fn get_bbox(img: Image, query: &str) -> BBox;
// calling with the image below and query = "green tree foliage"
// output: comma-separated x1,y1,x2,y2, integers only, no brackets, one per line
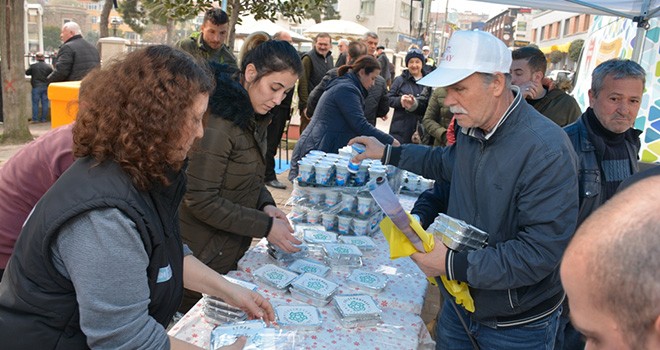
309,0,340,23
549,50,564,64
568,39,584,63
119,0,207,44
224,0,326,49
85,31,101,46
43,26,62,51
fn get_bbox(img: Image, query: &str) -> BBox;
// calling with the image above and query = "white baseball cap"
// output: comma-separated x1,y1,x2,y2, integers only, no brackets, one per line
418,31,512,88
422,45,430,51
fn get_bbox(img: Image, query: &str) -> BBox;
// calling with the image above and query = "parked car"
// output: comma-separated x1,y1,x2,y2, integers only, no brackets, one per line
547,69,574,81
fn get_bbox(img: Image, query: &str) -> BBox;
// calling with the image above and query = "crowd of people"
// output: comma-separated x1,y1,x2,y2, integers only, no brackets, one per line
1,6,658,350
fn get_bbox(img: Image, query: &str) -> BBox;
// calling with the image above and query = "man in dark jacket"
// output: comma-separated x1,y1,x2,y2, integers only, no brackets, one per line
48,22,99,83
25,53,53,123
335,38,349,67
307,41,389,126
297,32,333,134
352,31,578,349
175,8,237,69
511,46,581,126
558,58,646,350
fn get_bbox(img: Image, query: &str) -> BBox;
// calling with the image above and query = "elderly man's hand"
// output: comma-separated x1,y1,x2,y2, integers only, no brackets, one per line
348,136,387,163
410,236,448,277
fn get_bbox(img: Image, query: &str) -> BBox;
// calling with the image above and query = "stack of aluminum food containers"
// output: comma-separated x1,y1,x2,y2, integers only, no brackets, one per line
345,269,388,294
289,272,339,306
429,213,488,252
322,243,363,269
202,276,258,324
332,294,383,328
274,305,323,331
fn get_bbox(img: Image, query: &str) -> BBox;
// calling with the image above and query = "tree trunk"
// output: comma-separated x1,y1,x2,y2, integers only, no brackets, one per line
1,0,32,144
166,19,175,45
99,0,113,38
227,0,242,51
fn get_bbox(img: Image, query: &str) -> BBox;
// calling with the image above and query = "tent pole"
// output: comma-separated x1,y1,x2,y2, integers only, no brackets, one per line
631,0,651,63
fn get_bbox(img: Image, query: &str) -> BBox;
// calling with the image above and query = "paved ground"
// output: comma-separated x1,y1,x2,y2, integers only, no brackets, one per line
0,119,441,337
0,122,52,168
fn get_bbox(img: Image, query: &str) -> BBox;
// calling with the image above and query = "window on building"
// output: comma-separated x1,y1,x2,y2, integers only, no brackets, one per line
582,14,591,31
27,13,38,24
361,0,375,16
531,28,537,42
91,16,98,24
554,21,561,38
401,2,411,19
540,26,546,40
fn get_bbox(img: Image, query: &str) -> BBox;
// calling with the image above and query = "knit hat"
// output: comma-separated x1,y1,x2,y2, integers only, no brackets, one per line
405,49,425,66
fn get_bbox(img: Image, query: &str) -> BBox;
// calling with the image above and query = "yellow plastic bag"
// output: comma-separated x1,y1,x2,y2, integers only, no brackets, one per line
380,212,475,312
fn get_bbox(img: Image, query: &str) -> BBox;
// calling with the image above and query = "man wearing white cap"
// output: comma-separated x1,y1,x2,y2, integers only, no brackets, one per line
350,31,579,349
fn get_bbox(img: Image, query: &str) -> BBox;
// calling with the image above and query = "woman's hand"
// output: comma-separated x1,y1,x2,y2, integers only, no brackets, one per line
267,218,301,253
263,205,288,222
401,94,415,109
217,281,276,325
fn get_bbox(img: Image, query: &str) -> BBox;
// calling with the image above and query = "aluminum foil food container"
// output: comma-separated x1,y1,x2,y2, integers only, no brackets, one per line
203,304,248,324
432,213,489,245
288,258,331,277
222,276,258,291
322,243,363,259
203,294,247,316
289,287,333,307
209,320,276,349
267,243,309,263
290,272,339,300
442,228,486,250
252,264,299,290
323,255,363,269
303,229,338,244
338,236,377,251
332,294,383,328
345,270,388,293
275,305,323,330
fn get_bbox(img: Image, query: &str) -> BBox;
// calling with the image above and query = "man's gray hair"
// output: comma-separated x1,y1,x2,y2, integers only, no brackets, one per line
478,72,512,89
338,38,349,46
363,31,378,40
591,59,646,97
62,21,82,35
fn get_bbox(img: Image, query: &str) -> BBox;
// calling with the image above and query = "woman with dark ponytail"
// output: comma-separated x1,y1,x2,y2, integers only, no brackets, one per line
289,55,398,180
179,37,304,312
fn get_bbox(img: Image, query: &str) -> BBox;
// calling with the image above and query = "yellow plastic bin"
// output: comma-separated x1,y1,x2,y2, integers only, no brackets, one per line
48,81,81,129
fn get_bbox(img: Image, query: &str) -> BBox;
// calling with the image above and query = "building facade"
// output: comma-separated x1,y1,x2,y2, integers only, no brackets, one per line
530,10,594,70
483,8,533,48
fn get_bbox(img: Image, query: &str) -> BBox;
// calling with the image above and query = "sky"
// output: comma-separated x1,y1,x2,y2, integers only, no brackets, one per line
431,0,509,19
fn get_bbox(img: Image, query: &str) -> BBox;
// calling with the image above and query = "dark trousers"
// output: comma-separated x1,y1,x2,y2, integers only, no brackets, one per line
265,104,292,182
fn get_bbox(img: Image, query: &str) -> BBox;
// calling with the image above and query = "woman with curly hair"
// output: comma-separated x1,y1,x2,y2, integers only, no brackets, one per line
0,45,273,350
178,38,303,312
